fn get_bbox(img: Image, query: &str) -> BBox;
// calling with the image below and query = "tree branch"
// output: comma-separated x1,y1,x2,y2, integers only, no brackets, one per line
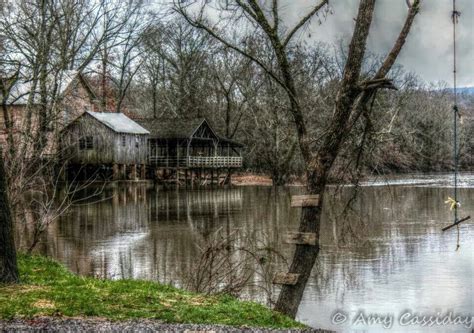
272,0,279,32
347,0,422,131
375,0,421,78
283,0,328,47
174,2,288,92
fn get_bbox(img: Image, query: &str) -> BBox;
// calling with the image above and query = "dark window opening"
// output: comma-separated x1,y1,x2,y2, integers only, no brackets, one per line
135,136,139,148
79,136,93,150
122,135,126,147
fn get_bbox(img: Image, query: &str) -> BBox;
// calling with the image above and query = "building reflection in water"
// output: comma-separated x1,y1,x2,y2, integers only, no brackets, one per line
31,179,473,332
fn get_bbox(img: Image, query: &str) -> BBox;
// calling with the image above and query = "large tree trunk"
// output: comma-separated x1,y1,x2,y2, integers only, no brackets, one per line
274,165,326,316
274,194,323,316
0,147,19,284
274,0,377,317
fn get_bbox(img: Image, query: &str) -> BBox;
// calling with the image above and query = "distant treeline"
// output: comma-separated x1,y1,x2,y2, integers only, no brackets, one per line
128,19,473,184
1,2,472,185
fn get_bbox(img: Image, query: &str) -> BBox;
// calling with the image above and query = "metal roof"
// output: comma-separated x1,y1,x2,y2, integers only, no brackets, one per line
134,117,243,147
134,118,209,139
86,111,149,134
6,70,79,105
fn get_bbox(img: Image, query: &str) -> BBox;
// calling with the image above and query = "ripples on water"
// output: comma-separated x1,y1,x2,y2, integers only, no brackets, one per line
23,173,473,333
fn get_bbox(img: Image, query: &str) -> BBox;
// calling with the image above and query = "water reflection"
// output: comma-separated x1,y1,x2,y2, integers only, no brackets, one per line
32,175,473,332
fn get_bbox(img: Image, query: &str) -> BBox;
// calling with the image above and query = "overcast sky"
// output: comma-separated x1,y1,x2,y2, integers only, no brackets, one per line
282,0,473,87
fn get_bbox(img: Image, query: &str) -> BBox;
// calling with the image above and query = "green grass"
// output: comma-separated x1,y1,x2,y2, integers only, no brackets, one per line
0,254,304,329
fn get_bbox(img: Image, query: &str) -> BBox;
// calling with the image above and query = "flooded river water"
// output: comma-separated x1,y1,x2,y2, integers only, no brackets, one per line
27,173,473,332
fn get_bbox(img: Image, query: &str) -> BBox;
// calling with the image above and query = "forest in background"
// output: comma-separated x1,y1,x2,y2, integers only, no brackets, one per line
0,0,472,188
1,0,473,321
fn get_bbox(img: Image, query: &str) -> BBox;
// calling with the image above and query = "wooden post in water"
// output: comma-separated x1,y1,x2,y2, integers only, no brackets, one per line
113,164,119,180
176,140,180,185
121,164,127,180
140,164,146,180
131,164,137,180
227,168,232,185
112,187,119,206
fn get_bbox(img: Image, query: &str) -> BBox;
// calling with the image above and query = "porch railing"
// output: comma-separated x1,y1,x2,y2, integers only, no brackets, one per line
188,156,242,168
148,156,242,168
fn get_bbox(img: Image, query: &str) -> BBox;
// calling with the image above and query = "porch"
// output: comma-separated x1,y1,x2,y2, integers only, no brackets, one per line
149,155,243,168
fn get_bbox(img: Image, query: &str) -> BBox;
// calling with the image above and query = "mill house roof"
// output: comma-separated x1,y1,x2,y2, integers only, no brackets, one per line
134,117,243,147
85,112,149,135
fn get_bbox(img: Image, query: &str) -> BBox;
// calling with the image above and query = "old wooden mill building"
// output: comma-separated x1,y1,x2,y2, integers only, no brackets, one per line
61,112,243,185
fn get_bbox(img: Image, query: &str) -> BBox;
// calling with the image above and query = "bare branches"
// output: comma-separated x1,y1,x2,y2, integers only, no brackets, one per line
347,0,422,132
182,228,286,303
283,0,328,47
375,0,421,79
360,78,397,91
272,0,279,32
25,163,105,254
175,3,287,91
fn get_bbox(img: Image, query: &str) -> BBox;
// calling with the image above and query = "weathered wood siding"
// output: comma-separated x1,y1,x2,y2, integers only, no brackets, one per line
62,113,147,165
113,132,147,164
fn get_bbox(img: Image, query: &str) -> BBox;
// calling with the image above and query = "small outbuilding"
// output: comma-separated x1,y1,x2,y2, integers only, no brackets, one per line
135,117,243,168
134,117,243,185
61,111,149,180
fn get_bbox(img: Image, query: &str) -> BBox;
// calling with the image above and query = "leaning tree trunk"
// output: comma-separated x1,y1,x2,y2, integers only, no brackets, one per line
273,166,326,317
0,147,19,284
274,0,378,317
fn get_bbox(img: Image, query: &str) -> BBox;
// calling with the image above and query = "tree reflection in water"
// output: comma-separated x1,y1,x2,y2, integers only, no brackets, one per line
25,176,474,331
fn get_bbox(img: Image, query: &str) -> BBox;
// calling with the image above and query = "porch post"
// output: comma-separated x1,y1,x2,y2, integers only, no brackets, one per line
113,163,119,181
140,164,146,179
177,140,180,168
121,164,127,180
166,139,169,168
131,164,137,180
186,139,190,168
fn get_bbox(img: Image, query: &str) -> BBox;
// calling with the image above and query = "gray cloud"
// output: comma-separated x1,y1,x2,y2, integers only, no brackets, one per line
282,0,473,87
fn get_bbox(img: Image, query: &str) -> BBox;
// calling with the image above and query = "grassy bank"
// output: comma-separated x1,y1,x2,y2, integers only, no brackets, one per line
0,255,304,329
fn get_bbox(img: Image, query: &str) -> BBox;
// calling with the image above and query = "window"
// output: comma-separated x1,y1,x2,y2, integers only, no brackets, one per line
79,136,93,150
122,135,126,147
135,136,139,148
86,136,93,149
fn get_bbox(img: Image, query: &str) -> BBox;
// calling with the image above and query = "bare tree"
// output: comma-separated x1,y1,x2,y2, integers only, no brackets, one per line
139,19,215,118
25,164,105,254
183,228,286,304
0,146,18,284
176,0,421,317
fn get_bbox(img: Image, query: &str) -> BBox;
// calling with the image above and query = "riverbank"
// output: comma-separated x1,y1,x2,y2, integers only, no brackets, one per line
0,255,325,332
232,173,304,186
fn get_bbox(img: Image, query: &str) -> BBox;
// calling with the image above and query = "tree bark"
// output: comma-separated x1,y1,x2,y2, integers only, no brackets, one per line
0,147,19,284
274,0,377,317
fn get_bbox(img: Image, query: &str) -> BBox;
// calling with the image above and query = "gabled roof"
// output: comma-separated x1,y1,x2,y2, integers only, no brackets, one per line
135,117,211,139
134,117,243,147
4,70,93,105
85,111,149,134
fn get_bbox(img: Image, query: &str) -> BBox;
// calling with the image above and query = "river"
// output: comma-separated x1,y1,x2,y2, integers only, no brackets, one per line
26,173,473,332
